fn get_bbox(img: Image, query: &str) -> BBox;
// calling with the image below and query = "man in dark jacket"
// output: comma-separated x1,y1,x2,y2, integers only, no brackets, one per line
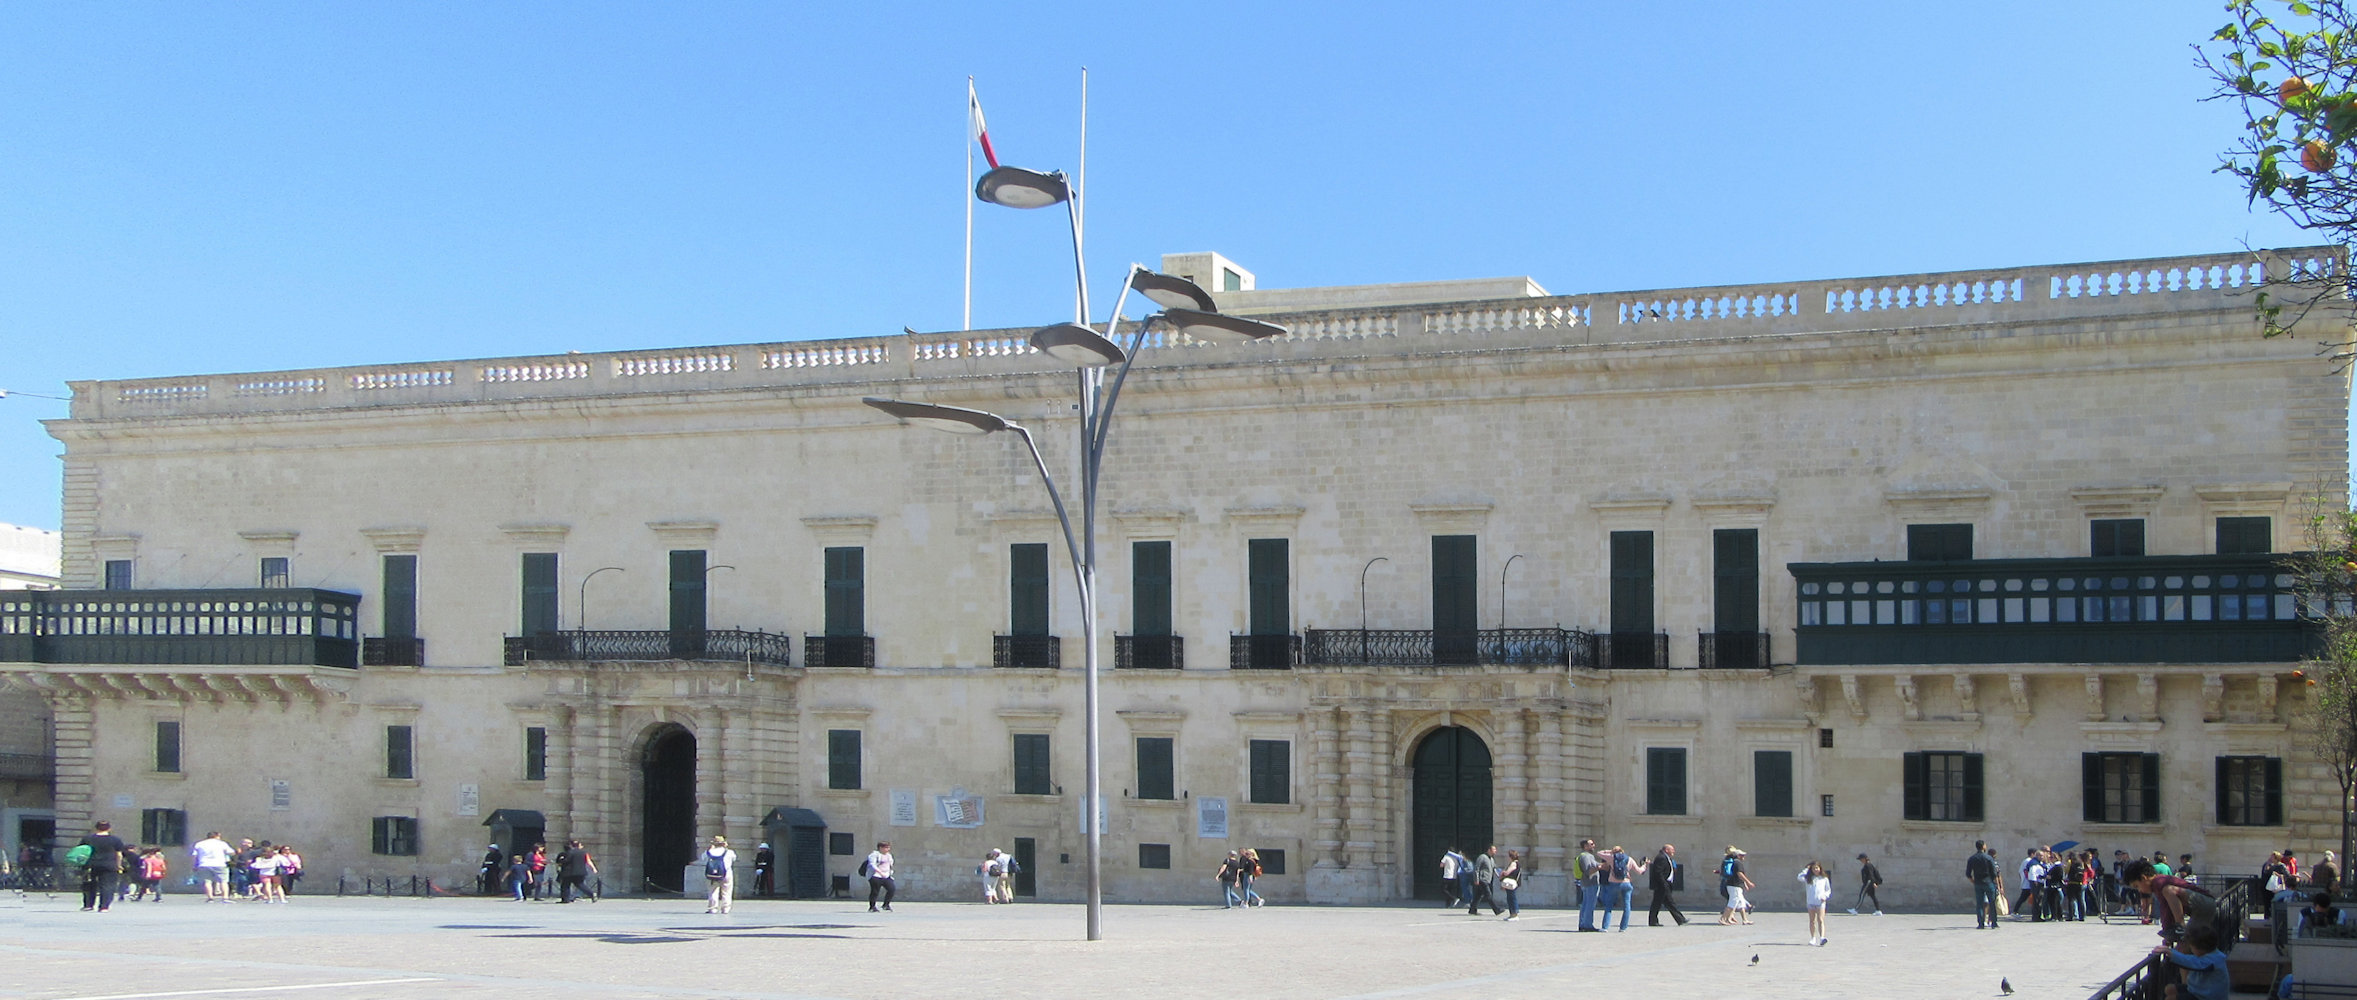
76,821,129,912
1851,852,1884,915
1966,841,2002,929
1647,844,1687,926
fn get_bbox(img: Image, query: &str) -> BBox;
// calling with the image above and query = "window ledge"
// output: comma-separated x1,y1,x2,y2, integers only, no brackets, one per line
2083,822,2167,836
1004,792,1062,801
817,787,870,799
1738,816,1813,827
149,771,187,782
2201,823,2287,836
1897,820,1985,832
1235,801,1302,814
1628,814,1703,826
374,778,420,789
1127,797,1185,809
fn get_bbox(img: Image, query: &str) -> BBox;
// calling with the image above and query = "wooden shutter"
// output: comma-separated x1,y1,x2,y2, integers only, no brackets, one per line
1611,531,1655,634
521,553,559,635
1903,752,1927,820
386,725,413,779
1250,739,1290,804
1713,529,1759,632
1010,544,1050,635
825,547,865,636
2216,756,2233,826
525,727,547,781
382,554,417,639
1961,753,1985,822
1247,539,1288,636
828,729,861,790
1431,535,1478,632
2083,753,2105,822
1753,749,1792,818
1133,541,1172,637
668,550,706,634
2266,757,2285,826
2141,753,2162,823
155,720,181,774
1014,733,1052,794
1136,737,1174,800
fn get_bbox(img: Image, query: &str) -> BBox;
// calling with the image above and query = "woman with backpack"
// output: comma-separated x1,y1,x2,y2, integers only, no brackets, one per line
702,836,737,914
1240,849,1267,907
1216,851,1243,908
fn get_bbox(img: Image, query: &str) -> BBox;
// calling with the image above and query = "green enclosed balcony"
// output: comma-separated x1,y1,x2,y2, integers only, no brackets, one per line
1789,555,2322,665
0,589,361,668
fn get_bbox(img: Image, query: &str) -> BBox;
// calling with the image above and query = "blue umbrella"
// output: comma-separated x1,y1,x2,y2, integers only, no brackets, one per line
2052,840,2080,852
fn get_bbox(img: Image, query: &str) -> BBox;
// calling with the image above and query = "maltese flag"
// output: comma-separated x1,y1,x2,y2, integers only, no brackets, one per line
969,79,1000,170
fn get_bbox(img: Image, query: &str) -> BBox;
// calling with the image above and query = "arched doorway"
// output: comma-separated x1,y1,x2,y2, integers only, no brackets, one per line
641,725,697,893
1410,725,1492,902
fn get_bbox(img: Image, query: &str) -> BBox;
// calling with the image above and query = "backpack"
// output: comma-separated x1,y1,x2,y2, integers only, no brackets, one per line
859,857,873,878
1568,853,1585,880
986,860,1002,877
1612,853,1631,880
1720,856,1739,879
704,853,727,880
63,845,92,868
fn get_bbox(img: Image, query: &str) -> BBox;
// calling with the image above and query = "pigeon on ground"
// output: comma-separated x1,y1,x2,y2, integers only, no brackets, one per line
1749,954,1760,966
2000,978,2014,995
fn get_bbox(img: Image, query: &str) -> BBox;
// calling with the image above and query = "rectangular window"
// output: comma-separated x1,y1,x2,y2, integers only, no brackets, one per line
521,553,559,636
2083,752,2161,824
1136,736,1175,800
1611,531,1656,636
1753,749,1793,818
1432,535,1478,664
2217,756,2284,826
140,807,187,847
1249,739,1291,804
1818,728,1834,748
1014,733,1053,795
1139,843,1172,869
1713,528,1760,632
1010,543,1050,635
154,720,182,774
2218,516,2273,555
385,725,415,779
103,559,131,591
371,816,419,856
1821,794,1835,817
382,554,418,639
1132,541,1172,637
259,557,289,589
2091,519,2146,558
1248,539,1289,636
668,549,706,635
829,832,854,855
1906,523,1974,561
524,727,547,782
827,729,862,790
825,547,865,636
1256,848,1286,875
1903,751,1984,821
1645,746,1687,815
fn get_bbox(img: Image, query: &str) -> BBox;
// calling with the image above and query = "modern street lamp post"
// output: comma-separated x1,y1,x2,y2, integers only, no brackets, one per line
867,163,1284,941
578,566,626,633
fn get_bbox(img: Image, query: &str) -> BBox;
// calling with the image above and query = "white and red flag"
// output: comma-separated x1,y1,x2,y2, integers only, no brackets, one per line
968,79,1000,170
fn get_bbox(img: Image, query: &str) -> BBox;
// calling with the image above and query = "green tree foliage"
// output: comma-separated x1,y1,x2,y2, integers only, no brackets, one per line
2297,507,2357,883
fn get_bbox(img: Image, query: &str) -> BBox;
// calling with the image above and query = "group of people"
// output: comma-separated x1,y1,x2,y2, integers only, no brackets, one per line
1435,845,1524,919
479,839,601,903
1215,849,1274,909
976,846,1021,903
1431,842,1879,944
62,825,310,910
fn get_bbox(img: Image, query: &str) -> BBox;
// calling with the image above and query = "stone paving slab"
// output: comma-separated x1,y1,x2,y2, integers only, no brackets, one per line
0,892,2174,1000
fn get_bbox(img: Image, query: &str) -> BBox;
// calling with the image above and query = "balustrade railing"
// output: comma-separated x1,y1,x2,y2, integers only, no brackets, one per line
501,629,793,667
993,634,1060,669
1698,631,1770,669
1597,632,1670,669
2085,953,2167,1000
1230,634,1301,670
803,634,874,669
1302,627,1588,667
1115,634,1183,670
362,636,425,667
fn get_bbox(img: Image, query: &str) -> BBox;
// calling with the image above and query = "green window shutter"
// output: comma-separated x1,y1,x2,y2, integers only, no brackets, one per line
1902,752,1927,821
2216,756,2232,826
155,720,181,773
525,727,547,781
1907,523,1973,561
1431,535,1478,633
825,547,865,636
1132,541,1172,637
1961,753,1985,822
1014,733,1052,795
1136,737,1174,800
2141,753,2162,824
1247,539,1288,636
2083,753,2104,823
371,817,391,855
1610,531,1655,634
2265,757,2284,826
1250,739,1291,804
828,729,861,790
1646,747,1687,815
1713,529,1759,632
386,725,414,779
1753,750,1792,818
668,550,706,634
2217,517,2273,554
521,553,559,635
1011,544,1050,636
382,554,418,639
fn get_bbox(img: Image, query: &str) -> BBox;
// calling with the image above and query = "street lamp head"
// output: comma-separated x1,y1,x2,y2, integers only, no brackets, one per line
1162,308,1288,344
862,396,1013,435
1029,323,1127,367
975,166,1071,210
1128,269,1219,312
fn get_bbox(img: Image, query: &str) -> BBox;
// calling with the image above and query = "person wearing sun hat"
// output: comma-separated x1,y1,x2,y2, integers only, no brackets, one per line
1718,847,1754,925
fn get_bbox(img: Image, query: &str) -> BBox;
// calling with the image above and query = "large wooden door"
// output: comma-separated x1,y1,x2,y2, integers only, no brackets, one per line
1410,726,1492,901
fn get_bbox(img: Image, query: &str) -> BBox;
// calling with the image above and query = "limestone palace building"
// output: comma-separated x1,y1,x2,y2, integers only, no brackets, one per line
0,246,2348,909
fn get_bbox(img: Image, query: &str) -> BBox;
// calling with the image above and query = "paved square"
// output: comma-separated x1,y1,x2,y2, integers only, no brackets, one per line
0,891,2164,1000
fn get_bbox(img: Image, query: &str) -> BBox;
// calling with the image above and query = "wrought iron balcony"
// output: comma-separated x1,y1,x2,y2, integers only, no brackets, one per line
993,634,1060,669
1230,634,1302,670
362,636,425,667
1595,631,1670,669
1698,631,1771,669
0,751,53,781
1302,627,1592,667
501,629,794,667
1790,554,2324,665
803,634,875,669
1115,634,1183,669
0,589,360,668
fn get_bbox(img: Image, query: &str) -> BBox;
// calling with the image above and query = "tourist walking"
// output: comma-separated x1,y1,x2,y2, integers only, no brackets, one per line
1717,847,1754,925
527,844,547,900
1967,841,2002,929
1799,860,1832,945
1439,847,1467,908
278,845,303,896
980,848,1003,903
1467,845,1501,916
1849,852,1882,915
74,820,128,912
994,847,1017,902
1498,850,1523,921
1217,850,1244,908
1241,848,1268,907
190,831,231,902
1575,839,1602,931
556,840,598,903
128,847,166,901
702,836,737,913
863,841,896,912
1648,844,1687,926
1602,846,1645,930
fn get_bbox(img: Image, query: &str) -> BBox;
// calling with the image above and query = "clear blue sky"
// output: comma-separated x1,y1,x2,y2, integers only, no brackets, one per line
0,1,2324,532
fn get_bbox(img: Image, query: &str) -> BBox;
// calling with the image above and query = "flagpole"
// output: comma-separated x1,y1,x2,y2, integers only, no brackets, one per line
964,77,975,332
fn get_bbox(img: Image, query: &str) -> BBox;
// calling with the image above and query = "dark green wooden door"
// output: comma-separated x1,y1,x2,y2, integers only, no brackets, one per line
1410,726,1492,901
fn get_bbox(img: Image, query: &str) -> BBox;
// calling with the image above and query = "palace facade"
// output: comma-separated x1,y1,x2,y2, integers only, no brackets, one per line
2,246,2347,907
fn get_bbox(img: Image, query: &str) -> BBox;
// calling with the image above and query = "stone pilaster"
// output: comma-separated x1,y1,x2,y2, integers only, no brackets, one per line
1310,704,1345,868
722,708,754,843
49,694,96,835
1532,711,1567,869
1366,708,1397,876
1562,701,1608,843
696,707,725,841
1342,707,1377,866
1493,708,1531,853
549,704,578,838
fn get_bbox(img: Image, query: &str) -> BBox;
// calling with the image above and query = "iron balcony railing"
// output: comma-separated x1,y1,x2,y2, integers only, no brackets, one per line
362,636,425,667
502,629,794,667
803,635,875,668
1302,627,1593,667
0,751,53,781
1791,554,2322,665
0,588,361,668
1230,634,1302,670
993,634,1060,669
1697,631,1771,669
1596,631,1670,669
1115,635,1183,670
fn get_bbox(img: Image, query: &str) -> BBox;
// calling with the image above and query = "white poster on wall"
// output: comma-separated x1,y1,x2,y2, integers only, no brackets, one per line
935,787,985,829
889,789,918,827
1077,793,1109,835
455,783,479,817
1197,796,1228,838
269,779,292,811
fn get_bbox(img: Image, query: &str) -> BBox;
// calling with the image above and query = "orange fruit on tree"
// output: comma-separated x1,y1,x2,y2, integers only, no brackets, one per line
2304,139,2337,172
2283,75,2313,102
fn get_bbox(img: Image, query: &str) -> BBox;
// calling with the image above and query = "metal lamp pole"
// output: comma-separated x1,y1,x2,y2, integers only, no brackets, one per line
578,566,625,632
